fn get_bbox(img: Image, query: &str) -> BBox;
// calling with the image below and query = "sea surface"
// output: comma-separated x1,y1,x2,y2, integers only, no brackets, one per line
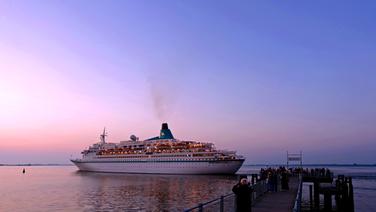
0,165,375,211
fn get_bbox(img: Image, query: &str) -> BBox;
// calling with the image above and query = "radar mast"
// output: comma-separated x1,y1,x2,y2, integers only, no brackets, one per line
100,127,107,144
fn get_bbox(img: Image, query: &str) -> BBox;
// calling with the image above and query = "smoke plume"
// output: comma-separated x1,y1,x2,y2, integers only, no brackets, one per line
148,72,179,121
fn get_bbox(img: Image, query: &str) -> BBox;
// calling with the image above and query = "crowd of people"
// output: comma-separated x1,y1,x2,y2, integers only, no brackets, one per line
232,166,333,211
260,166,291,191
232,166,300,211
301,168,332,177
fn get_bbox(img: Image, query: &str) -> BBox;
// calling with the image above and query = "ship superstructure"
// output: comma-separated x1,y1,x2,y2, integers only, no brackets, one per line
71,123,244,174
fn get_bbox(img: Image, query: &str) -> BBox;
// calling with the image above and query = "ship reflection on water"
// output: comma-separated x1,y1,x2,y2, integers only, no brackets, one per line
74,171,238,211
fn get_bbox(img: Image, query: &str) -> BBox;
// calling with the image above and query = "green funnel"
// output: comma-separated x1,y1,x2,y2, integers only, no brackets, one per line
160,123,174,139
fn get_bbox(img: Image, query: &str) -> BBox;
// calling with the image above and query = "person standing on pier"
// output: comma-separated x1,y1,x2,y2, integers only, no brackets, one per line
232,178,253,212
281,171,289,190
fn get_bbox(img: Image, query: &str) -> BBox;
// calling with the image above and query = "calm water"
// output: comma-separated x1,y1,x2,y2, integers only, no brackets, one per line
0,165,375,211
0,166,238,212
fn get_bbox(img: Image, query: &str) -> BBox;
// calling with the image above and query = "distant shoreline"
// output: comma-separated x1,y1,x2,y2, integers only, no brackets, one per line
0,164,74,166
1,163,375,167
245,164,376,167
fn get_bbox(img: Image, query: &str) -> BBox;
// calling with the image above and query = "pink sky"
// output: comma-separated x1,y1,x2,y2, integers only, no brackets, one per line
1,1,376,164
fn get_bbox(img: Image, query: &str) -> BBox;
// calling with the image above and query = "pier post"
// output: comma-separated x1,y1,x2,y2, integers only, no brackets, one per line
348,177,354,212
314,181,320,210
309,184,313,210
198,203,203,212
323,190,332,212
220,195,224,212
335,180,341,212
343,178,349,211
250,188,253,210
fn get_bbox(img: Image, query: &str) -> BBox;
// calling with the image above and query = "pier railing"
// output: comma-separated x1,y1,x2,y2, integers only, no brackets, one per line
184,179,268,212
292,175,303,212
183,193,236,212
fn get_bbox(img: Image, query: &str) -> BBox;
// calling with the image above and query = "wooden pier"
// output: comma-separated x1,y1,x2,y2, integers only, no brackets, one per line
252,176,300,212
184,174,302,212
184,168,355,212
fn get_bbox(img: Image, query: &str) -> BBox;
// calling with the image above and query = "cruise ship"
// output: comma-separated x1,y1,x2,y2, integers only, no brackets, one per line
71,123,245,174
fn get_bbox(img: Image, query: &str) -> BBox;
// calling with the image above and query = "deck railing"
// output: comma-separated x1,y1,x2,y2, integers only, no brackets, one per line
184,179,268,212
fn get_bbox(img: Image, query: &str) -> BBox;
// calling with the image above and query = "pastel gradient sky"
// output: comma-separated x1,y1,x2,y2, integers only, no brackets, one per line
1,1,375,164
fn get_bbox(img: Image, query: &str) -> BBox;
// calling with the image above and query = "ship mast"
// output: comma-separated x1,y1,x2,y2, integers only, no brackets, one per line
100,127,107,144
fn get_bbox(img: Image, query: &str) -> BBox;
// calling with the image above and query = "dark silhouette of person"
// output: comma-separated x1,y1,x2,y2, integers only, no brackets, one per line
22,168,25,174
281,171,289,190
232,177,253,212
272,172,278,192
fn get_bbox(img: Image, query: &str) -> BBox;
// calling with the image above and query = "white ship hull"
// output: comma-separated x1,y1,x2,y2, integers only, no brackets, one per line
71,159,244,175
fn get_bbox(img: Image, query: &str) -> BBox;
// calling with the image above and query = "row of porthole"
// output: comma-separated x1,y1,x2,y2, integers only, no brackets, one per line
99,159,215,162
97,157,216,160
